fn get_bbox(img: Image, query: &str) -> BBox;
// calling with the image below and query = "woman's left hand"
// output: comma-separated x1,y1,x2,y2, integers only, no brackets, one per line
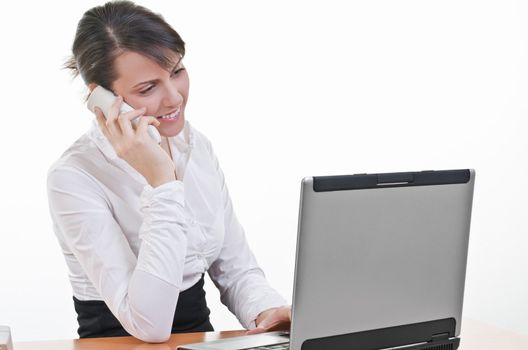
246,306,292,335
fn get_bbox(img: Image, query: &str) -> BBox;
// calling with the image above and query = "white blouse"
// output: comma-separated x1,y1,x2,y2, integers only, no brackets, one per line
47,119,287,342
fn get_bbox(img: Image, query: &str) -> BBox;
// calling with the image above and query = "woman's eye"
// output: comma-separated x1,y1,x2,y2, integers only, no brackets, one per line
140,86,154,95
173,68,185,76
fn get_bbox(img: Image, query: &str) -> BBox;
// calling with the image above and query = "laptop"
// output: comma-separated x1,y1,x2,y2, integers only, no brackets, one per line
179,169,475,350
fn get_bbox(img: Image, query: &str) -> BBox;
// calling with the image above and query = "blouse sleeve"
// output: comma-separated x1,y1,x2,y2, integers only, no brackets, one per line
204,140,288,329
47,165,189,342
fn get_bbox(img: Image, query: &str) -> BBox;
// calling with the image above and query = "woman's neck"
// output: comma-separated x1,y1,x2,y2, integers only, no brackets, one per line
160,136,173,159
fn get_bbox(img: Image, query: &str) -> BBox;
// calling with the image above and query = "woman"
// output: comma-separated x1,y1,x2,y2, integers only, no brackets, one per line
47,0,290,343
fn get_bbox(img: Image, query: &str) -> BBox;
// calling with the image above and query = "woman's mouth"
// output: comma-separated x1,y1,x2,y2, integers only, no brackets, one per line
157,107,181,121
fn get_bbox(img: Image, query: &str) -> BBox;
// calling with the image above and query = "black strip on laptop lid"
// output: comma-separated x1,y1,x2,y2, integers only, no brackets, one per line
313,169,470,192
301,318,459,350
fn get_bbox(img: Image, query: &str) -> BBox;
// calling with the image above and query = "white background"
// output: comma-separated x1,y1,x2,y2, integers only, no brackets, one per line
0,0,527,342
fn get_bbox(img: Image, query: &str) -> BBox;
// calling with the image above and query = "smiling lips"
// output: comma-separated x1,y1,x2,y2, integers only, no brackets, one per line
157,107,181,121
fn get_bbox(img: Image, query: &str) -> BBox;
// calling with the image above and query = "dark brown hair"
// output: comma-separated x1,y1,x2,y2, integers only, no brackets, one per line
63,0,185,94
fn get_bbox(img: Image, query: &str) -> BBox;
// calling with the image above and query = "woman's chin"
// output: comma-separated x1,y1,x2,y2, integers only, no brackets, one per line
156,115,185,137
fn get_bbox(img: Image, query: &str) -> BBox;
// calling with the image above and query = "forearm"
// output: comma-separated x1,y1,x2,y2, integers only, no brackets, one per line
115,270,180,342
112,181,189,341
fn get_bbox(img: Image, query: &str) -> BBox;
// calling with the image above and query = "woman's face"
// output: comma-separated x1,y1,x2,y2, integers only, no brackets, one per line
109,50,189,138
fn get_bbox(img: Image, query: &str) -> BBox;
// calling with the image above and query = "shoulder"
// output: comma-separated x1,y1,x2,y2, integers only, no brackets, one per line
47,132,108,193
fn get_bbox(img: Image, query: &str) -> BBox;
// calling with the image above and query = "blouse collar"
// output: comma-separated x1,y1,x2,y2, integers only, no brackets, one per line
88,118,195,184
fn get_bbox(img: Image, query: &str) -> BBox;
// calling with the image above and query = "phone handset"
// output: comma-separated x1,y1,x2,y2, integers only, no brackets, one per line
87,86,162,144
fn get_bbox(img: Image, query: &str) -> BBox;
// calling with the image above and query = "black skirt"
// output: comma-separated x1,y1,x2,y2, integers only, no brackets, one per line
73,274,214,338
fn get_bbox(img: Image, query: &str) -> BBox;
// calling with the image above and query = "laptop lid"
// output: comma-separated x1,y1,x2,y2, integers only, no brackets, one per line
290,169,475,350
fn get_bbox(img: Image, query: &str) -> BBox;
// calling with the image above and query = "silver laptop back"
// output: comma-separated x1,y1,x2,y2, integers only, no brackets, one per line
179,169,475,350
290,169,474,350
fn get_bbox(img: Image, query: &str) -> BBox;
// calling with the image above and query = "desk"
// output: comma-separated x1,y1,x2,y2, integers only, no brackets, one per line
14,319,528,350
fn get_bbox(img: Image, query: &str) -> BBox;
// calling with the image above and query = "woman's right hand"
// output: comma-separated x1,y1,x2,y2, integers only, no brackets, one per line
94,96,176,187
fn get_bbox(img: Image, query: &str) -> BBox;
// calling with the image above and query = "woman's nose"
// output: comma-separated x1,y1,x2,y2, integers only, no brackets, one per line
163,83,184,107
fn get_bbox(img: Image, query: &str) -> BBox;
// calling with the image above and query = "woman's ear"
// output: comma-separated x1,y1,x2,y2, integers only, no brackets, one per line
88,83,97,92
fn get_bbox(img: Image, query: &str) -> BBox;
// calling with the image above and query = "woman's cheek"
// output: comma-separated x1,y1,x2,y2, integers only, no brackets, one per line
139,98,158,116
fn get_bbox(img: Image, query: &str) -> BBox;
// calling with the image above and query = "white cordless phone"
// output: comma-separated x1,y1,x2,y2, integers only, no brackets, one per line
87,85,162,144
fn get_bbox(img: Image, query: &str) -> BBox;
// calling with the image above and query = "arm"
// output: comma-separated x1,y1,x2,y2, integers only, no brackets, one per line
47,165,188,342
204,141,288,329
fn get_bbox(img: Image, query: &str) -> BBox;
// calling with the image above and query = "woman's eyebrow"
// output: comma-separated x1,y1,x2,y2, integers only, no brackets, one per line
132,57,183,89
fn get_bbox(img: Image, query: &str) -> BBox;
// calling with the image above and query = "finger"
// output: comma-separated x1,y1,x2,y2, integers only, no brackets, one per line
246,327,267,335
136,115,161,137
94,107,110,139
107,95,123,121
118,107,146,137
257,318,282,331
266,320,291,332
106,96,124,136
121,107,148,123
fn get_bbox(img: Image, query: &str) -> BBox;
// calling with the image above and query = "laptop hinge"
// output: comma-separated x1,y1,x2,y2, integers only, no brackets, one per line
431,332,449,341
301,318,460,350
398,333,460,350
